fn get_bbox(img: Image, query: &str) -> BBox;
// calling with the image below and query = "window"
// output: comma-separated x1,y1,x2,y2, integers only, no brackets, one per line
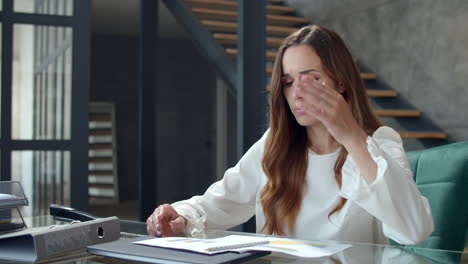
0,0,90,215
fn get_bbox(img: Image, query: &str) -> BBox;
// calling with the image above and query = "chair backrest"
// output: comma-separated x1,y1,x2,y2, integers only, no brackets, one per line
406,141,468,251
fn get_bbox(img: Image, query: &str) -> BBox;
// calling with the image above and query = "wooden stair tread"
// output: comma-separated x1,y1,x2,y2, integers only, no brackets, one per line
201,20,297,36
191,8,308,26
373,109,421,117
89,143,113,150
89,184,114,189
89,170,113,176
366,90,398,97
360,72,377,80
185,0,294,14
399,131,448,139
214,33,283,47
89,157,113,163
89,128,112,136
226,48,277,60
89,114,111,122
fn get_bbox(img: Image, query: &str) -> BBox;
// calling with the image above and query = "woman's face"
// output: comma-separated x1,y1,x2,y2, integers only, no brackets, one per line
281,44,337,127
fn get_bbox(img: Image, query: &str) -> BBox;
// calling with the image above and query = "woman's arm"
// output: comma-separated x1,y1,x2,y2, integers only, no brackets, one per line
340,126,434,245
342,128,378,184
171,131,268,237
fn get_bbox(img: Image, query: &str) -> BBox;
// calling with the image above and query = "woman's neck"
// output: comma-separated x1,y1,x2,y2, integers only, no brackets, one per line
306,125,341,155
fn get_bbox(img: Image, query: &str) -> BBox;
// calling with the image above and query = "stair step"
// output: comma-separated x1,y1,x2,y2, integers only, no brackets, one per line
266,66,376,80
201,20,297,37
89,114,112,122
360,72,377,80
226,48,277,60
191,8,308,26
89,175,114,184
89,170,113,176
185,0,294,14
373,109,421,117
399,131,448,139
366,89,398,97
214,33,283,47
89,186,115,198
89,128,112,136
89,157,113,163
89,143,113,150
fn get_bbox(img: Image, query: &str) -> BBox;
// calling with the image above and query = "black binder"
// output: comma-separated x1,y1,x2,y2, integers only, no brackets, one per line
0,217,120,263
87,236,271,264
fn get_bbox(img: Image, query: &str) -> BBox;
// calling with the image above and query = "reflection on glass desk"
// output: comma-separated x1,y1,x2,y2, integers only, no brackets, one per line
14,216,468,263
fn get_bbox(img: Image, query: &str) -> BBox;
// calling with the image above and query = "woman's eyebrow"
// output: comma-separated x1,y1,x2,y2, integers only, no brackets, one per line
298,69,320,75
281,68,319,77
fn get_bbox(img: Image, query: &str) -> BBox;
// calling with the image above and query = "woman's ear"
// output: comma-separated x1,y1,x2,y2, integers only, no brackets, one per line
338,83,345,93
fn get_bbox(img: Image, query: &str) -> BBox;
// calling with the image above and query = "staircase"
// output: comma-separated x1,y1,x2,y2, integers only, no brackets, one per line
88,102,119,205
177,0,448,146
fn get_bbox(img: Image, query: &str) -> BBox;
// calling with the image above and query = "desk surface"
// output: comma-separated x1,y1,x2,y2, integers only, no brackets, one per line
17,216,468,263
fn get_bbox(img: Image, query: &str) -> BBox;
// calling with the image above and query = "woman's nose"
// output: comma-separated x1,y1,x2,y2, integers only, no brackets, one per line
292,81,302,99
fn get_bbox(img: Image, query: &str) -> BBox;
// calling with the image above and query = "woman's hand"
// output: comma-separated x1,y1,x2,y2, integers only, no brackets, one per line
146,204,186,237
295,74,377,183
294,74,367,146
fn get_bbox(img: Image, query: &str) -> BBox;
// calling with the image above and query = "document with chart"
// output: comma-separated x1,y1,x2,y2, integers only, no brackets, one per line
135,235,351,258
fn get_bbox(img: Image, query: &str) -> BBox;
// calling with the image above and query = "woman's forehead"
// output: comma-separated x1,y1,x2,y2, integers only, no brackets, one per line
282,45,323,76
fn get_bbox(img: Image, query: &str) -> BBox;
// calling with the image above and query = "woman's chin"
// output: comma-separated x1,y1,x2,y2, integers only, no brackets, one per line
295,116,320,127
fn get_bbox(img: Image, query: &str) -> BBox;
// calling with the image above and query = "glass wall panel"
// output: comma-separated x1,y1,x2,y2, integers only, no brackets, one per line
14,0,73,16
12,24,72,140
12,151,70,216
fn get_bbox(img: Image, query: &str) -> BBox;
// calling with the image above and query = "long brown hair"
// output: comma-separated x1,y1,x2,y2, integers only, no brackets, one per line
260,25,382,236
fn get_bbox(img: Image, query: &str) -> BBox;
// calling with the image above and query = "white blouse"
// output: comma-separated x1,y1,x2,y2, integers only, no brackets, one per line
173,126,434,245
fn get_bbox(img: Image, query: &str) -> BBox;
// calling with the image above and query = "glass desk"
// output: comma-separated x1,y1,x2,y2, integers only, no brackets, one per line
13,216,468,263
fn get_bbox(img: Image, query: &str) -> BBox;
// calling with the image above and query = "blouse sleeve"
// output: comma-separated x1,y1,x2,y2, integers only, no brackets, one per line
339,126,434,245
172,131,268,238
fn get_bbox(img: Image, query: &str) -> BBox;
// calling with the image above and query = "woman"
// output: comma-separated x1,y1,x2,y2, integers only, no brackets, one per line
146,25,434,245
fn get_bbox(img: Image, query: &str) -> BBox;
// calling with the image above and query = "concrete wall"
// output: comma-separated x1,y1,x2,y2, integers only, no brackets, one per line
91,35,218,203
287,0,468,147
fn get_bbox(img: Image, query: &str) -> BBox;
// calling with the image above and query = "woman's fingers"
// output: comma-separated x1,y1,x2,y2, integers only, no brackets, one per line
146,204,179,236
146,204,187,237
170,216,186,234
295,81,334,113
146,211,161,236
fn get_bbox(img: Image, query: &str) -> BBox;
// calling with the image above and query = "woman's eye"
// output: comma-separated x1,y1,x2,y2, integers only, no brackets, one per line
282,82,293,88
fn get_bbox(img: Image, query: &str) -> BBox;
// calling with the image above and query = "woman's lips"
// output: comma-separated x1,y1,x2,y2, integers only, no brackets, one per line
294,107,305,114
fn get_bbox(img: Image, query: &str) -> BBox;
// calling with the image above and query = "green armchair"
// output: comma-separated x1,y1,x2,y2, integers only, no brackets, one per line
406,141,468,251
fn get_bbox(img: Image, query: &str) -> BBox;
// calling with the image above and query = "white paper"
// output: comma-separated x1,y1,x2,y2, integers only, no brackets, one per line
243,237,352,258
135,235,351,258
135,235,269,254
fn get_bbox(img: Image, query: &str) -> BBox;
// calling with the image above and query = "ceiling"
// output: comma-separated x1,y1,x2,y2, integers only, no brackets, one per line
92,0,187,38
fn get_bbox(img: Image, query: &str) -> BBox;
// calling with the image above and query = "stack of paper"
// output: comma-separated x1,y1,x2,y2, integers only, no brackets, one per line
135,235,351,258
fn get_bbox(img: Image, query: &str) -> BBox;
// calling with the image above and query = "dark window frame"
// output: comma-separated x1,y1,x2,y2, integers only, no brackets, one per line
0,0,91,212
